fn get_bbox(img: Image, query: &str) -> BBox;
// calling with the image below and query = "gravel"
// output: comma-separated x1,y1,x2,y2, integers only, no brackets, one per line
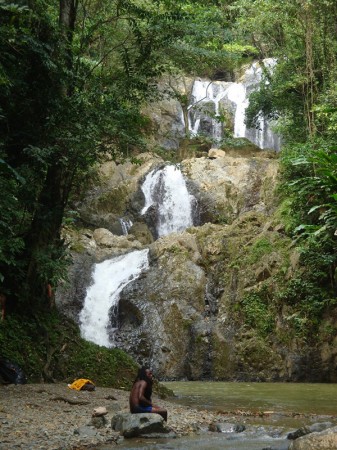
0,383,221,449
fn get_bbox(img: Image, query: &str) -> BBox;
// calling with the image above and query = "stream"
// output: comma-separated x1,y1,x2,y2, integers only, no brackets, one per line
163,381,337,417
112,381,337,450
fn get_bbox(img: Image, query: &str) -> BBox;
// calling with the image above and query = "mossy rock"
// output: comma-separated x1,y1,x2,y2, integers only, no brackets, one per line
95,185,130,215
234,331,283,381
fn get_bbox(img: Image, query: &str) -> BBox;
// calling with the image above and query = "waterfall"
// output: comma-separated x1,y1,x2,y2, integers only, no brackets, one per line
79,164,195,348
119,217,133,235
188,80,230,142
187,59,281,151
226,83,247,138
141,165,195,237
79,249,149,347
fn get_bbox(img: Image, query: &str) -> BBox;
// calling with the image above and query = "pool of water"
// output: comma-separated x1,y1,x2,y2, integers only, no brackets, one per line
162,381,337,416
102,382,337,449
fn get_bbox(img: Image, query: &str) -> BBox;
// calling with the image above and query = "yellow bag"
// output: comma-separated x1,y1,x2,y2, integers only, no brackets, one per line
68,378,95,391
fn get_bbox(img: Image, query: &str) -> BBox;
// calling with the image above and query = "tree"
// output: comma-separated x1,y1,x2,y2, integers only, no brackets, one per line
232,0,337,141
0,0,239,308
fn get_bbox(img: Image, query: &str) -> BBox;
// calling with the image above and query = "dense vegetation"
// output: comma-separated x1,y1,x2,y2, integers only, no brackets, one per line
238,0,337,335
1,0,337,382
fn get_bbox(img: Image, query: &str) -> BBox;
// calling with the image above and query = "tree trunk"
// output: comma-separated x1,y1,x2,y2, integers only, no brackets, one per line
25,1,78,303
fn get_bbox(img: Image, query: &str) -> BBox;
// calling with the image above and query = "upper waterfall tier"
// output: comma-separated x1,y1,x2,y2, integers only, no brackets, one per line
187,59,281,151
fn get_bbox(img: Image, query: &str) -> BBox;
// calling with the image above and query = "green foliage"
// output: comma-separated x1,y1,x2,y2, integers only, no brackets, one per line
0,310,138,387
276,275,329,340
64,340,136,388
222,42,258,57
232,0,337,140
274,137,337,341
0,157,28,285
280,139,337,247
1,0,232,304
162,1,251,76
240,289,274,337
246,238,273,264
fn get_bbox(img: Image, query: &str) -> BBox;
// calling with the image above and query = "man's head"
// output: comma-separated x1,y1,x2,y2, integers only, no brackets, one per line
136,366,153,383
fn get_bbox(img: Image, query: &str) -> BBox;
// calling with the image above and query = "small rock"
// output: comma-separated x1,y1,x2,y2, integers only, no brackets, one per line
92,406,108,417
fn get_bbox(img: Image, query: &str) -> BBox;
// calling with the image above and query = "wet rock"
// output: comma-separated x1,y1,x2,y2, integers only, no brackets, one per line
74,425,98,437
91,416,108,428
287,421,334,439
288,425,337,450
111,412,171,438
209,421,246,433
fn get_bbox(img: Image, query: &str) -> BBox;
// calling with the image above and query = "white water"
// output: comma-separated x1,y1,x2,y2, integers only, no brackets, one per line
188,80,230,141
80,165,195,347
119,217,133,235
141,165,195,237
187,59,281,151
79,249,149,347
227,82,247,137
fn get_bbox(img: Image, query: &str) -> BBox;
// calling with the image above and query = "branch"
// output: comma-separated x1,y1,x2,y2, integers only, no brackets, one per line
50,396,90,405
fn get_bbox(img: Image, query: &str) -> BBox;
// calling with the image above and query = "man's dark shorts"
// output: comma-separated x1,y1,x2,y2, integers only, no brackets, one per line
131,405,153,413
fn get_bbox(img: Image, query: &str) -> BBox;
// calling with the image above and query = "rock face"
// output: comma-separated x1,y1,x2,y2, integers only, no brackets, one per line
57,151,337,382
143,76,194,150
114,214,296,381
288,422,334,440
75,152,163,235
182,150,278,224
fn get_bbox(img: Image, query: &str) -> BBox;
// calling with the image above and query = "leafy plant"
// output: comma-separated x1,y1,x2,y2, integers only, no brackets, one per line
240,289,274,337
247,238,273,264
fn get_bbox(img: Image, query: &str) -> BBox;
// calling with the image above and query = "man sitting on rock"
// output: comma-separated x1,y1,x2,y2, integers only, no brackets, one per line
129,366,168,422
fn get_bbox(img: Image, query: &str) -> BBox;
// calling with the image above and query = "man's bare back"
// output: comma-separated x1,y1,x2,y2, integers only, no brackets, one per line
129,367,167,421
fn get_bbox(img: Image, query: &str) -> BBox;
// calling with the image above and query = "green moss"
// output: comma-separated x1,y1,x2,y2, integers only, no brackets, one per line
274,198,301,233
246,237,273,264
182,318,193,330
211,334,232,379
234,331,283,380
162,303,190,357
69,241,85,253
169,245,184,254
96,185,129,214
240,288,275,337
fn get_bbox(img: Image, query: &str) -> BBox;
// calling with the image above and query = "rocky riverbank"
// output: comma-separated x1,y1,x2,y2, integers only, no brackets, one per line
2,383,337,450
0,382,224,449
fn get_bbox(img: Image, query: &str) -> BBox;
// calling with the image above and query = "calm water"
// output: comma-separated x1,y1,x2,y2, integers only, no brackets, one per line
162,381,337,416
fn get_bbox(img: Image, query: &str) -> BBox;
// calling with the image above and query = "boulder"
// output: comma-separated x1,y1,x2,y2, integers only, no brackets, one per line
208,148,226,158
288,425,337,450
288,422,334,440
111,412,171,438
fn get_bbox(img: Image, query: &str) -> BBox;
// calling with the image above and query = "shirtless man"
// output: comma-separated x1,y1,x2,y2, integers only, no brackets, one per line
129,366,168,421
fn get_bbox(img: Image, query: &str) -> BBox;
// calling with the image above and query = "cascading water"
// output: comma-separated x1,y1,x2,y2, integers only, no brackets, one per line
188,80,230,142
119,217,133,235
79,249,149,347
79,164,195,347
141,165,195,237
187,59,281,151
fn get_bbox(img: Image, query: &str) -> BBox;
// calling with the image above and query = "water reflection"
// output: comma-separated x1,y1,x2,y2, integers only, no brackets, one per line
163,381,337,416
